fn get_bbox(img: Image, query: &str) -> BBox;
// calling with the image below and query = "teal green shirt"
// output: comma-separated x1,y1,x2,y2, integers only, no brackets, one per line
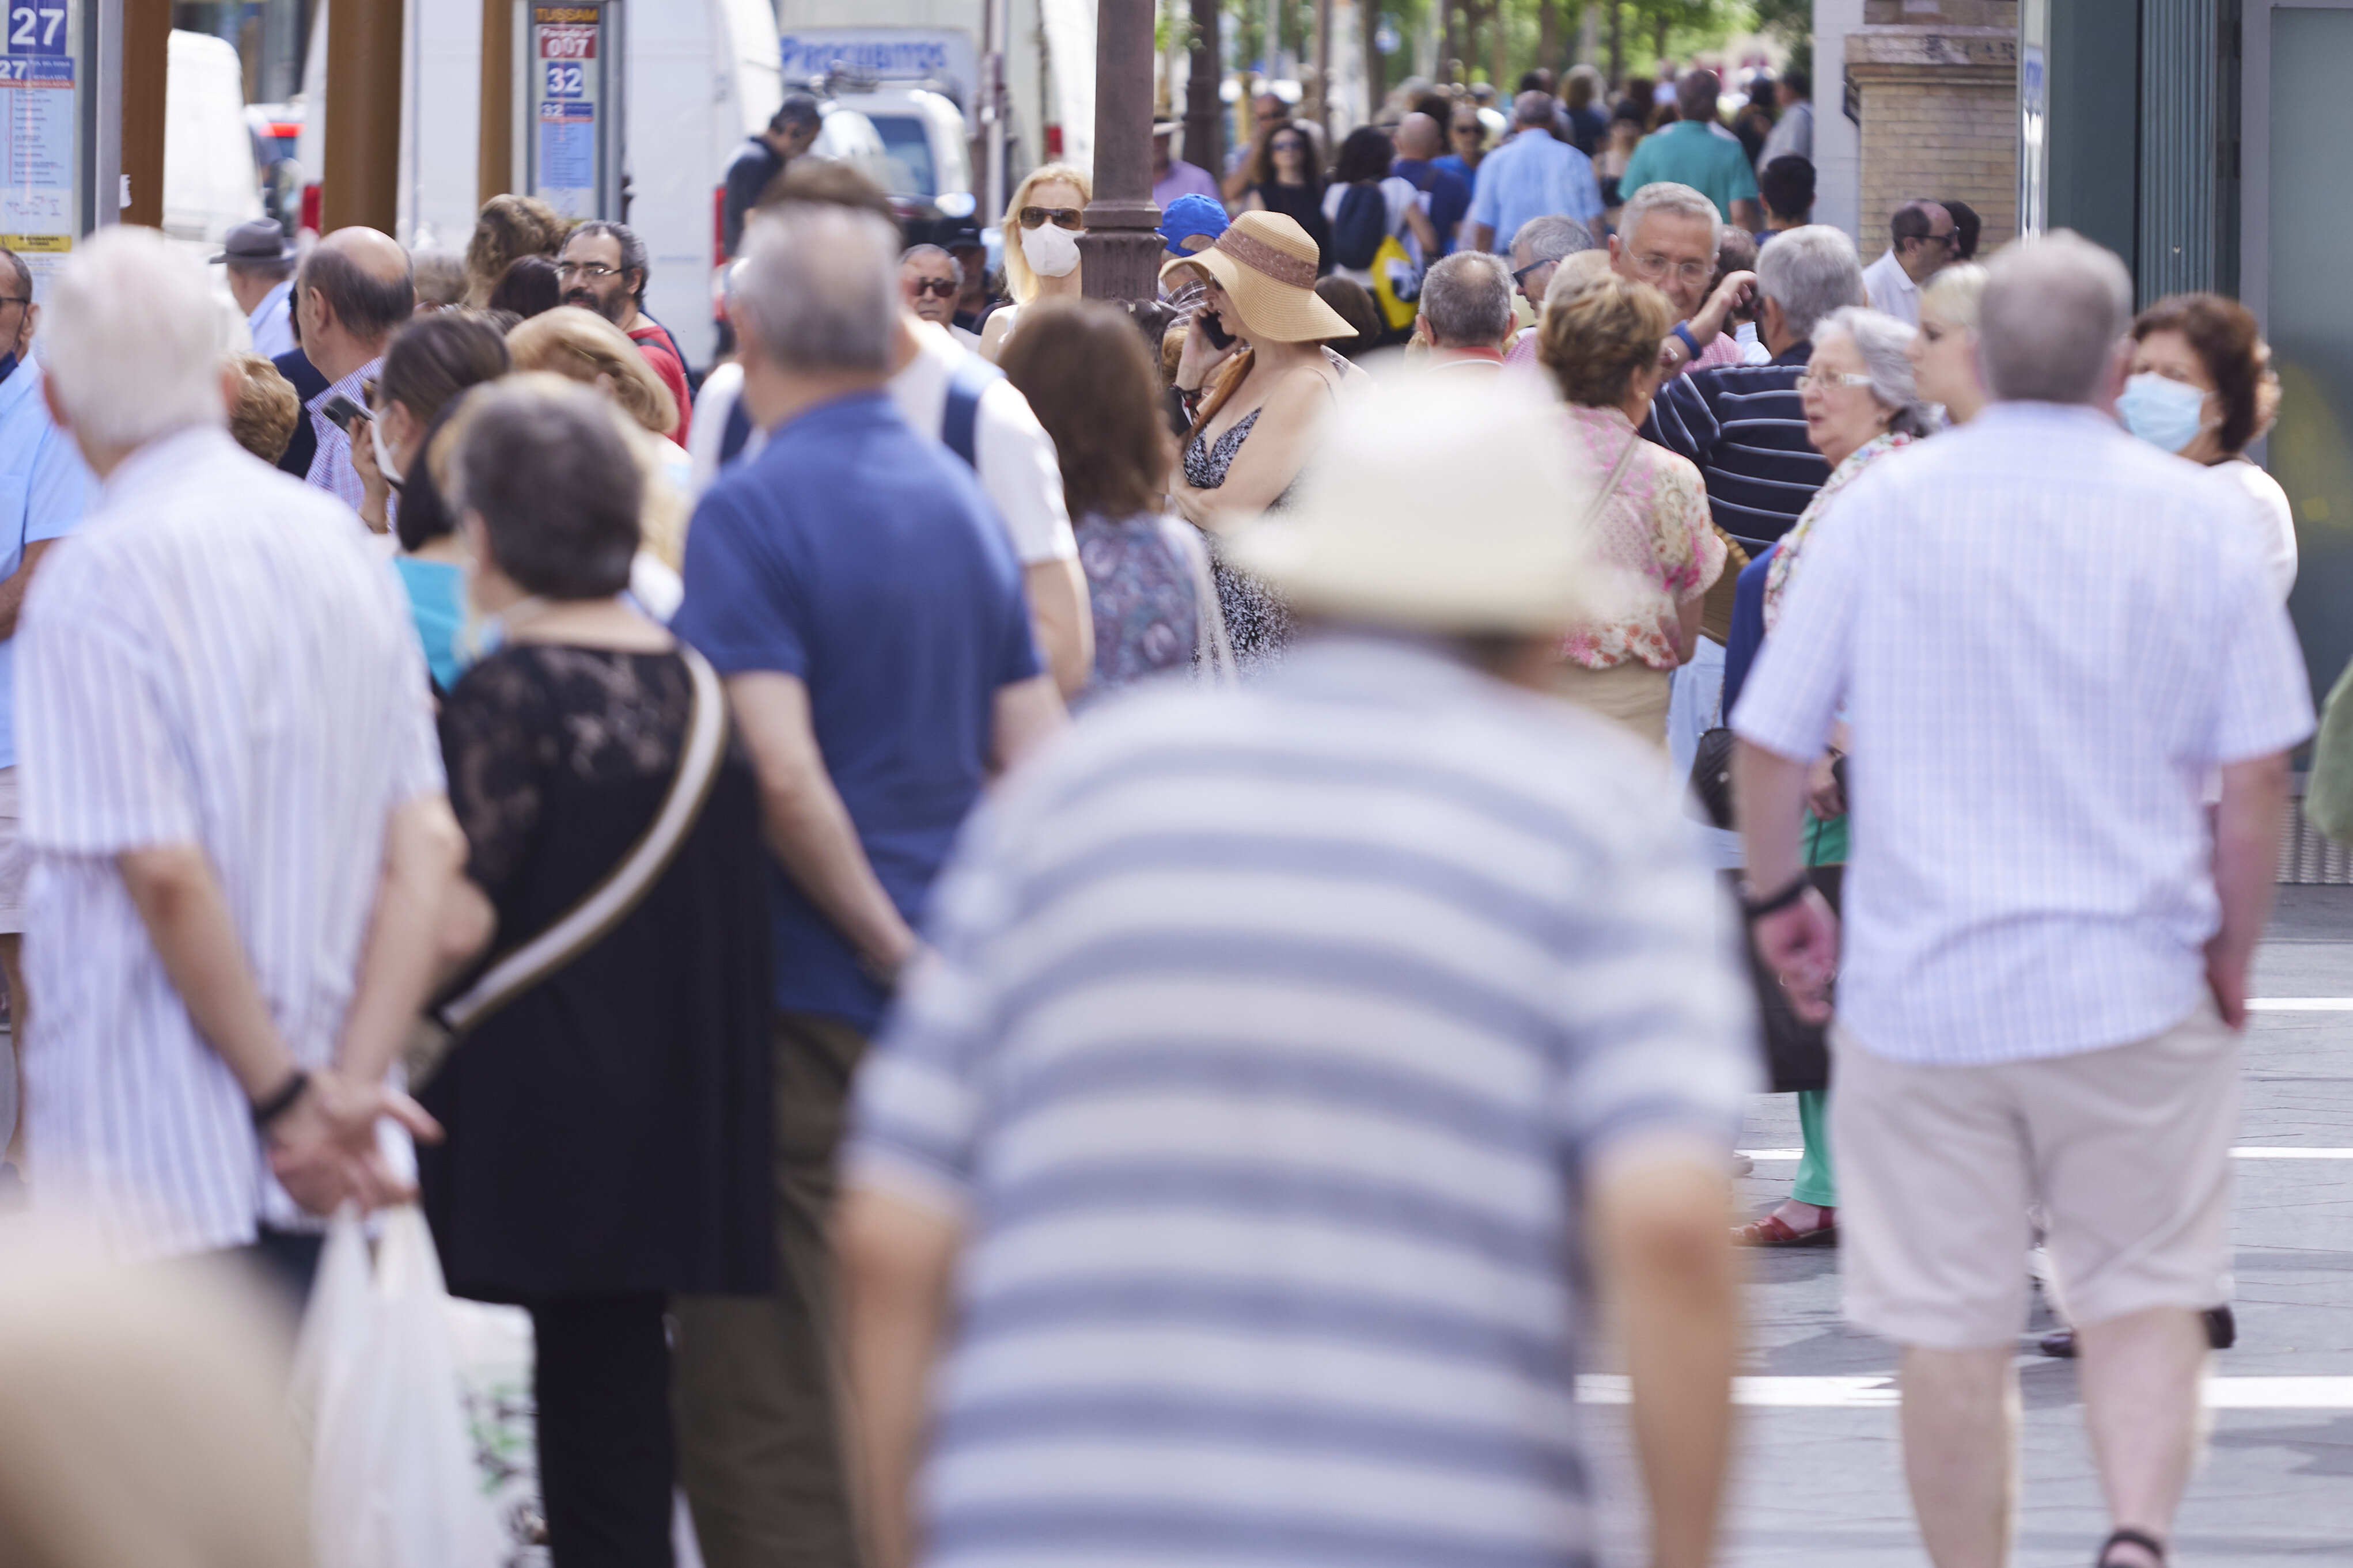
1617,121,1761,223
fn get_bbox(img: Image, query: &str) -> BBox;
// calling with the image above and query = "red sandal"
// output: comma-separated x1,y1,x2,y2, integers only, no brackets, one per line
1733,1207,1837,1247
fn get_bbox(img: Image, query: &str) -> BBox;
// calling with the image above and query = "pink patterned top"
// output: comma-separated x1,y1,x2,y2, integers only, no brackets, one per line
1558,403,1726,671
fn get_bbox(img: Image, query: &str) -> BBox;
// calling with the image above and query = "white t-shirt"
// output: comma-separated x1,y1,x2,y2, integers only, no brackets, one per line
1322,176,1424,287
684,324,1078,568
2216,458,2299,603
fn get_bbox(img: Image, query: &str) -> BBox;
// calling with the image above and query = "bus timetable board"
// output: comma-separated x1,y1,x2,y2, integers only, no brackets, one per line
0,0,79,298
520,0,622,222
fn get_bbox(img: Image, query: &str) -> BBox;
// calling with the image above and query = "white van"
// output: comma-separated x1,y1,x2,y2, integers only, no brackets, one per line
164,30,264,250
825,85,971,213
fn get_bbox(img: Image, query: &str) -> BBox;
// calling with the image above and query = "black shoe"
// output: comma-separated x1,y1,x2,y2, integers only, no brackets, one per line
1731,1155,1754,1177
2040,1307,2235,1361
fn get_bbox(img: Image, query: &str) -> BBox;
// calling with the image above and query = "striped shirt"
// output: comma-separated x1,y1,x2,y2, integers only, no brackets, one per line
850,634,1755,1568
1734,404,2315,1065
1643,339,1827,551
302,355,380,517
15,425,443,1259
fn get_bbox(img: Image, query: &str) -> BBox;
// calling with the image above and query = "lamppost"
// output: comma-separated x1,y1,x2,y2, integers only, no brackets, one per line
1080,0,1164,305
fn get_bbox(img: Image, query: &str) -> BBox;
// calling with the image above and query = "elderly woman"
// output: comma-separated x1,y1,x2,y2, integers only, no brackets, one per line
1538,272,1724,745
1733,304,1937,1250
2123,291,2297,600
505,305,692,593
1908,261,1988,425
1165,210,1359,666
423,378,771,1568
979,162,1092,362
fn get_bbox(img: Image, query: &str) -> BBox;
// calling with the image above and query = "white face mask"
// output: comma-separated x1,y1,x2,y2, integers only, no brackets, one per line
369,412,404,489
1020,221,1082,279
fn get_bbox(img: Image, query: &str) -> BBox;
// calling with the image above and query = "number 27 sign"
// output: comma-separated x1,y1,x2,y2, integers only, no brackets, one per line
5,4,66,56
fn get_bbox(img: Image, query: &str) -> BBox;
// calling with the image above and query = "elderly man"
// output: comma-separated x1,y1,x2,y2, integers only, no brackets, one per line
16,227,457,1277
1412,251,1515,367
213,219,298,358
1645,223,1863,549
668,199,1066,1568
1389,110,1472,253
1861,199,1955,326
839,374,1749,1568
1502,213,1595,366
1465,89,1605,253
1619,70,1761,231
292,226,413,521
559,219,692,445
1735,232,2313,1568
1611,182,1748,373
689,163,1093,700
899,244,975,347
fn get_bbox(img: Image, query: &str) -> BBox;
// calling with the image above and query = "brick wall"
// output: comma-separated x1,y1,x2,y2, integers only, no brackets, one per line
1844,1,2020,264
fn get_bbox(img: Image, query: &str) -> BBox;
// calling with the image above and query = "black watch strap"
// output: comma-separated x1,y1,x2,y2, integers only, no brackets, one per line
250,1068,312,1130
1740,874,1810,922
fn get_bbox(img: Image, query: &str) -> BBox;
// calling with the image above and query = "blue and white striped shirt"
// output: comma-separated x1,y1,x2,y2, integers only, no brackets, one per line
16,425,443,1258
850,635,1755,1568
1643,340,1826,551
1734,404,2315,1065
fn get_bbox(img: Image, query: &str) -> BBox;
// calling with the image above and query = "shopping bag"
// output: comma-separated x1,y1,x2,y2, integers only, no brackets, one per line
292,1206,506,1568
1369,233,1422,329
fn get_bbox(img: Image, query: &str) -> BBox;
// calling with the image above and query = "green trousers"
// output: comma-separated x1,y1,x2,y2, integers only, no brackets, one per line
1793,1088,1836,1208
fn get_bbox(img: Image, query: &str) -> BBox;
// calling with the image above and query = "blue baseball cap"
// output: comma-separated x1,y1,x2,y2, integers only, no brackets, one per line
1158,194,1229,259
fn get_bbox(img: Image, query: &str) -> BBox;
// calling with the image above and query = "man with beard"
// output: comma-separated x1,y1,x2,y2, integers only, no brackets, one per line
556,219,692,446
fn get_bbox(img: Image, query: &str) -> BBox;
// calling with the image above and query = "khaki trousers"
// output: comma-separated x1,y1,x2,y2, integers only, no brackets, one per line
672,1011,867,1568
1549,659,1673,749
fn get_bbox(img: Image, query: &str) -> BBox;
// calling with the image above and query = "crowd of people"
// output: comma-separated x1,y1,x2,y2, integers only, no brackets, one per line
0,54,2325,1568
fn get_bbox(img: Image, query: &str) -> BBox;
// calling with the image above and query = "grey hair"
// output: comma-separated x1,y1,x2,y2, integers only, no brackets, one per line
1977,233,2131,404
1755,223,1866,342
1510,214,1594,269
737,202,899,373
567,219,649,300
1919,261,1988,331
1619,181,1722,241
899,243,964,286
1513,89,1555,126
1813,306,1938,438
43,227,226,449
1418,252,1514,347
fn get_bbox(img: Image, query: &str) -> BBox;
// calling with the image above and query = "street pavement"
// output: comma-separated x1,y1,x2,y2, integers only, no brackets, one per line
1584,887,2353,1566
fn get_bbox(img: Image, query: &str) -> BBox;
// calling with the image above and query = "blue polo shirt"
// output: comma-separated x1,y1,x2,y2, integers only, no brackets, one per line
0,357,90,770
672,390,1039,1032
1465,128,1602,250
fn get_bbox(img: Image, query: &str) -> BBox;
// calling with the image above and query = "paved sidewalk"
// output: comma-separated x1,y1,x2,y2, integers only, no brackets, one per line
1585,887,2353,1566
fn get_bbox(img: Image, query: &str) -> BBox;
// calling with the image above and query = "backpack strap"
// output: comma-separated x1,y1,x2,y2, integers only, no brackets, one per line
718,393,755,466
942,352,1002,469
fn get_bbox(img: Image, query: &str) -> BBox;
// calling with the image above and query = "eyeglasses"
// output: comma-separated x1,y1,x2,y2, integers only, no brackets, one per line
1511,260,1550,286
1020,206,1085,231
0,296,28,309
556,261,622,280
1794,370,1877,393
907,278,959,298
1271,139,1308,154
1627,252,1712,287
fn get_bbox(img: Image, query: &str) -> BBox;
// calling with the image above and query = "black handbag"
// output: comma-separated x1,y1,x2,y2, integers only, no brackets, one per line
1723,863,1844,1094
1688,724,1736,829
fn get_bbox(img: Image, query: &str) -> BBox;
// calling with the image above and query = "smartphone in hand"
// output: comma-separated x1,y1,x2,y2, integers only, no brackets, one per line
320,393,368,434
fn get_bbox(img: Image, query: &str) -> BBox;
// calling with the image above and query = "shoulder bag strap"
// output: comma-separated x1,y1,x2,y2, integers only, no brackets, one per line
439,644,730,1037
1577,428,1643,533
942,353,1003,469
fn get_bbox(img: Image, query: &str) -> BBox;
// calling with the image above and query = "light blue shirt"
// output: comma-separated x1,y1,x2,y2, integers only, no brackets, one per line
247,278,295,360
1734,405,2315,1066
0,355,90,769
1466,127,1602,251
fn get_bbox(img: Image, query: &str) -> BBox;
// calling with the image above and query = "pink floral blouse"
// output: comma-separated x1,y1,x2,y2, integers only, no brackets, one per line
1558,403,1726,671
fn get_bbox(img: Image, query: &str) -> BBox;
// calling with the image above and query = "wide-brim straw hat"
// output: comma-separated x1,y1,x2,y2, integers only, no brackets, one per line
1222,373,1633,635
1160,210,1355,344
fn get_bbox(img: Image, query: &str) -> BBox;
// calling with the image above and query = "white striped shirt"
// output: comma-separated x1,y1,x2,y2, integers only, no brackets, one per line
15,424,443,1259
303,356,378,517
1734,403,2316,1065
850,635,1755,1568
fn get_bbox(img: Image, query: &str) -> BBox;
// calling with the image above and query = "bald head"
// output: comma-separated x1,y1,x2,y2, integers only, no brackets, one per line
1514,90,1555,127
1397,112,1443,159
296,226,415,378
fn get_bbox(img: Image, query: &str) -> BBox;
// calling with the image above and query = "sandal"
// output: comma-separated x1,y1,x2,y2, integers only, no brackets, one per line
1733,1207,1837,1247
2096,1526,2166,1567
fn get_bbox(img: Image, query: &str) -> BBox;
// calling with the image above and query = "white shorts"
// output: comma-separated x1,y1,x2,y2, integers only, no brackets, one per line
0,767,24,936
1832,1004,2237,1349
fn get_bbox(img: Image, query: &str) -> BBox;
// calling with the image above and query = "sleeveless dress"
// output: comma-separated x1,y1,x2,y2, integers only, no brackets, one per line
1183,409,1295,667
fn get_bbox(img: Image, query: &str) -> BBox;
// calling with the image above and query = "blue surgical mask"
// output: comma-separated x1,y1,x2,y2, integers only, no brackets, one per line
2117,371,2208,454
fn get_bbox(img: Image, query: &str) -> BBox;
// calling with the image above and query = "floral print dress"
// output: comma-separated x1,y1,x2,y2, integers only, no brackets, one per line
1557,403,1726,670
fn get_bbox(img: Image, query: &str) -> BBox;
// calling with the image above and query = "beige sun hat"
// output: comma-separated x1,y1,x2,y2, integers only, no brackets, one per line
1160,210,1357,344
1221,373,1632,634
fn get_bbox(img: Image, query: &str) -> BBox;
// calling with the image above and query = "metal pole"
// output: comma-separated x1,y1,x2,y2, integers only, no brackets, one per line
477,0,511,207
983,0,1007,221
1310,0,1331,139
119,0,166,227
1184,0,1222,179
323,0,404,233
1080,0,1162,305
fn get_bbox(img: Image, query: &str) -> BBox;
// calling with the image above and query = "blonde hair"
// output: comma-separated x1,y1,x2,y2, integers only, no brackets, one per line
1920,261,1990,332
1001,163,1093,305
1539,274,1673,408
222,351,300,464
505,305,679,436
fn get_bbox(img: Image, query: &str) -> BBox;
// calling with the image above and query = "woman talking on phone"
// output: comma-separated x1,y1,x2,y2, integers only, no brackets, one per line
1165,211,1357,666
979,164,1092,362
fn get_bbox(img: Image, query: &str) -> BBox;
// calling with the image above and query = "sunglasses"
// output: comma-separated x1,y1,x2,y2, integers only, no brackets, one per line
1271,138,1308,154
907,278,959,298
1020,206,1085,231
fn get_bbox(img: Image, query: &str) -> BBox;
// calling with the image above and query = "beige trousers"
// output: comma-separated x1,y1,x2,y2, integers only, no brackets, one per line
1550,660,1673,749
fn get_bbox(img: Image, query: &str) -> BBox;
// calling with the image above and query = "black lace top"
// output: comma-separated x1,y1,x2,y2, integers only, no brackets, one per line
420,644,775,1300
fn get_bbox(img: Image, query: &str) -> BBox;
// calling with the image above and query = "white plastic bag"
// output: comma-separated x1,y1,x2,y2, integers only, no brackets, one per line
291,1205,507,1568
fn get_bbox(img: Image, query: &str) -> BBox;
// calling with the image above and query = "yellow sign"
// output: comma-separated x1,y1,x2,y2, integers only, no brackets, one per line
0,234,70,252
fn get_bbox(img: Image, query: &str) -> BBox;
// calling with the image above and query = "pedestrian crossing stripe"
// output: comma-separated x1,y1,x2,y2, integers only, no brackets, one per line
1574,1376,2353,1408
2247,997,2353,1009
1738,1148,2353,1160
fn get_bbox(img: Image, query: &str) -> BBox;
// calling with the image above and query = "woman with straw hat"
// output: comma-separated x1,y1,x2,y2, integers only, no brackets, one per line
1165,209,1358,665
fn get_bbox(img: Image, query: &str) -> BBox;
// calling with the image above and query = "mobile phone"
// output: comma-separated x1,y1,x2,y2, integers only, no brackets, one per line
320,393,368,434
1200,310,1235,350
